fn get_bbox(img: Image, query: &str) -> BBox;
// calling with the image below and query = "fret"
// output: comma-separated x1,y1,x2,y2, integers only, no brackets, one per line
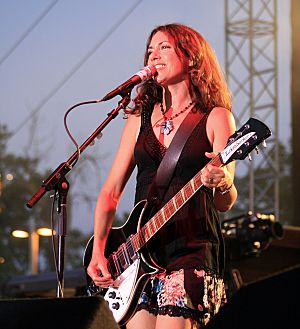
152,212,164,233
176,192,185,208
116,246,125,269
157,210,165,227
147,222,153,238
120,243,131,267
171,204,176,217
112,252,122,275
126,236,136,259
174,194,183,209
144,222,154,244
108,254,118,278
211,154,222,167
151,219,158,235
164,203,173,219
141,223,149,245
185,183,191,194
179,190,186,204
191,178,197,192
146,222,152,237
131,233,141,251
159,211,167,227
158,209,165,222
152,217,159,232
172,197,178,211
139,227,147,246
185,183,193,196
180,189,186,202
146,222,153,238
147,220,156,241
194,172,202,188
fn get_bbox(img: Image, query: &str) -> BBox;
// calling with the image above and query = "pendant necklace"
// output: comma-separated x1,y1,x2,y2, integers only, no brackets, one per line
160,101,194,135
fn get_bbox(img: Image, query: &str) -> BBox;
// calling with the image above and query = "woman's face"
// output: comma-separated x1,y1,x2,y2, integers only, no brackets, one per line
147,31,190,86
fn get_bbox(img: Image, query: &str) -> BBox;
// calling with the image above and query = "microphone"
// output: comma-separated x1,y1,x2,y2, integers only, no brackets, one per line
100,65,157,101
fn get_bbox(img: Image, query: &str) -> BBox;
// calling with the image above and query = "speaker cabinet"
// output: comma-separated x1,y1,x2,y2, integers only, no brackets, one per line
207,265,300,329
0,296,120,329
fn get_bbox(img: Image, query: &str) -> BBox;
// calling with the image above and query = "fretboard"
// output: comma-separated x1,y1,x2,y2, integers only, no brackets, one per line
131,154,223,251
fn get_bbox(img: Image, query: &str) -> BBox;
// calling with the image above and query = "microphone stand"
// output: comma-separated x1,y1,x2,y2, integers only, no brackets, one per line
56,177,69,297
26,94,131,298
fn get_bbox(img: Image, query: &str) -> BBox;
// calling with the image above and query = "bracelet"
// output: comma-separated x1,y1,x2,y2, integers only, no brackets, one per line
217,183,233,195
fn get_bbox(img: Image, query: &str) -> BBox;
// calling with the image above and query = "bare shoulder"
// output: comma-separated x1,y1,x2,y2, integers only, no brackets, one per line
208,107,236,130
207,107,236,150
209,107,235,123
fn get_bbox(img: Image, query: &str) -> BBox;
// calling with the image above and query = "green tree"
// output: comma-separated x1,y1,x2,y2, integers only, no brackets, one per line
0,125,90,294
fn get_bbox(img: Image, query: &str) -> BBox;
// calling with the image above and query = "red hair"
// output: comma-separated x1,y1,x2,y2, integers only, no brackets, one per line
132,23,232,113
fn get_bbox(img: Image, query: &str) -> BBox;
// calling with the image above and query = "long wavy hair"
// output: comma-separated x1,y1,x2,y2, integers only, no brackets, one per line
132,23,232,113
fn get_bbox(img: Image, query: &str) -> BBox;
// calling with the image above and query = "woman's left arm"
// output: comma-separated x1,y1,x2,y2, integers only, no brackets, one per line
204,107,238,212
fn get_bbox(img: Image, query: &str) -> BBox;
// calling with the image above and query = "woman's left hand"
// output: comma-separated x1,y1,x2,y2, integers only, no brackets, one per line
201,152,232,189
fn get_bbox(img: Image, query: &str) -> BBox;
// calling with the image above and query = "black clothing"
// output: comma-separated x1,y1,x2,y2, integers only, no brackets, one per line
134,105,225,276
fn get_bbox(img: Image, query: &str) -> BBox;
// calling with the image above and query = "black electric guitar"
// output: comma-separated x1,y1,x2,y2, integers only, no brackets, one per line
83,117,271,325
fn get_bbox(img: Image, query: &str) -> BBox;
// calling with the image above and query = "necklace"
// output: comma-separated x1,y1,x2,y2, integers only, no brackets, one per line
160,101,194,135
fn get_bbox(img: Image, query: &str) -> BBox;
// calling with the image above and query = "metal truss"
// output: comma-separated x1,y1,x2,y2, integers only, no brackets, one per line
224,0,279,218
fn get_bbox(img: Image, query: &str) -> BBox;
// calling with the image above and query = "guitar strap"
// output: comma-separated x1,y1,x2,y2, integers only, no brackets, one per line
148,107,205,206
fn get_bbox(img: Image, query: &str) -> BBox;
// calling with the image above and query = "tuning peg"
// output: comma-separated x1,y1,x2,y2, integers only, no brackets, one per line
255,146,259,154
262,140,267,148
248,153,252,161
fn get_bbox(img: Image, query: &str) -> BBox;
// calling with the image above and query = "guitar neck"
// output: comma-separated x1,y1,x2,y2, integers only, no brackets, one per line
132,154,223,249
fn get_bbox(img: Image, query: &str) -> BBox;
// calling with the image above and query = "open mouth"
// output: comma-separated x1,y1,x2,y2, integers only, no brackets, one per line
155,64,166,70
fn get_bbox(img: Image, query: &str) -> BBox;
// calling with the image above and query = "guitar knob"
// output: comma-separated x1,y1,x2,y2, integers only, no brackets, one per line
108,291,117,299
112,302,120,310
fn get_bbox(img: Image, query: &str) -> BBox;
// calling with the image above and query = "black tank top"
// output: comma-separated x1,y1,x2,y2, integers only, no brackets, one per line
134,105,225,275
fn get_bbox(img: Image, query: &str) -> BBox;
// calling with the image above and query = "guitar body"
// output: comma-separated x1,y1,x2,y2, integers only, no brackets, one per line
83,200,159,325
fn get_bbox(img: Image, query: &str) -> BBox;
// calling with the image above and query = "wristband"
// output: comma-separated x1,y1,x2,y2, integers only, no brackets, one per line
217,183,233,195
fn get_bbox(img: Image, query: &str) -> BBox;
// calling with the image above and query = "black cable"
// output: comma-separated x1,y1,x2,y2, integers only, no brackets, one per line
0,0,60,66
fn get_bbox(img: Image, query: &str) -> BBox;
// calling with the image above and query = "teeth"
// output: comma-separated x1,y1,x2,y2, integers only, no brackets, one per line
155,64,166,69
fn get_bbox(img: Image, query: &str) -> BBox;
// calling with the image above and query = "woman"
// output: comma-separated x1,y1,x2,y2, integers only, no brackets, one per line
87,23,237,329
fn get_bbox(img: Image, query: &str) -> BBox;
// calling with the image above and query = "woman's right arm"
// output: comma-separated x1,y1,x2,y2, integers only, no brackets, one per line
87,113,140,287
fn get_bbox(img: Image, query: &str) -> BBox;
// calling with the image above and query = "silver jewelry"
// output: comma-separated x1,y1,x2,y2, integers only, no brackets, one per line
218,183,233,195
160,102,194,135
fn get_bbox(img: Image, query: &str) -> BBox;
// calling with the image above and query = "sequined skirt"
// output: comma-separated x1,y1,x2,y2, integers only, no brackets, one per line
136,268,227,328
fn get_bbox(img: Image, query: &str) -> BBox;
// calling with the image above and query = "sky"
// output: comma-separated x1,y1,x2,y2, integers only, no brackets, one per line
0,0,291,235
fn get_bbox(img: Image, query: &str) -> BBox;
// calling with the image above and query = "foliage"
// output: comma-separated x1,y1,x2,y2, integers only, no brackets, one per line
0,124,90,295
